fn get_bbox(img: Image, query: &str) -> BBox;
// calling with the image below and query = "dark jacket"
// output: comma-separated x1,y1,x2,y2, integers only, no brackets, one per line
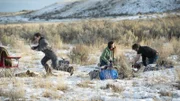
33,37,58,68
34,37,51,51
137,46,157,66
33,37,57,59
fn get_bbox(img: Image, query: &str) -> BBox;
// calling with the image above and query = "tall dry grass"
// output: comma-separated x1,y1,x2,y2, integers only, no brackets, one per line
33,78,68,91
0,78,25,101
76,80,94,88
42,90,62,99
101,83,124,93
68,44,90,64
0,16,180,66
1,16,180,47
114,53,133,79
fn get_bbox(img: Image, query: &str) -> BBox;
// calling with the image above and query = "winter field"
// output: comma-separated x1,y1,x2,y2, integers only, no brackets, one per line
0,44,180,101
0,14,180,101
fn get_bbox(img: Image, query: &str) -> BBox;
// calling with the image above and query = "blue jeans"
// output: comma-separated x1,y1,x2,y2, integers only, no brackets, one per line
143,55,158,66
148,55,158,64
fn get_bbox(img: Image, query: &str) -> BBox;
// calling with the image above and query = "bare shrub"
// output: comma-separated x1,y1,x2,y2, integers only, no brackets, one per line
118,30,138,46
0,69,15,77
68,44,89,64
55,81,68,91
0,79,25,101
114,53,133,79
1,16,180,48
46,33,63,49
170,37,180,55
101,83,124,93
76,80,94,88
42,90,61,99
0,88,25,101
34,79,54,88
156,43,175,66
159,91,172,97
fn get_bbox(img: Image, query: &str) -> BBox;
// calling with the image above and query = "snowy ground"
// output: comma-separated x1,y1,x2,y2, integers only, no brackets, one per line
0,45,180,101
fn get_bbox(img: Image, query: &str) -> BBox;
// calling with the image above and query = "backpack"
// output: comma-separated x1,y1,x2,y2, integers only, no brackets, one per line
54,59,70,70
89,70,100,80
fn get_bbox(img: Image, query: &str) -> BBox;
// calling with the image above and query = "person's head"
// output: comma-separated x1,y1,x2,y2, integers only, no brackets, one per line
132,43,140,51
32,33,41,43
108,41,115,50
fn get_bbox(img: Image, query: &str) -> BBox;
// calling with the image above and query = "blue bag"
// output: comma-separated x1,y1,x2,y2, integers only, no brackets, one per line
99,69,118,80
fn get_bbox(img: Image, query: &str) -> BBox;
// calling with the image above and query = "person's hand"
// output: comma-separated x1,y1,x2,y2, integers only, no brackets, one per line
107,61,111,66
130,61,136,68
109,59,113,63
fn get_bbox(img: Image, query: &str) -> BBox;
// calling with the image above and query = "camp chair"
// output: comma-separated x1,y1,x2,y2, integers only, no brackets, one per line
0,47,21,77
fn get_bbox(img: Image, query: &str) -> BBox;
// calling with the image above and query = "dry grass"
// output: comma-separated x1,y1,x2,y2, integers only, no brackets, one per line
156,43,175,66
159,91,173,97
34,79,54,88
170,38,180,55
0,16,180,67
90,96,104,101
101,83,124,93
55,80,68,91
34,78,68,92
175,67,180,81
1,16,180,47
0,69,15,77
146,76,169,85
76,80,94,88
0,79,25,101
114,53,133,79
68,44,90,64
85,57,98,65
0,88,25,101
42,90,61,99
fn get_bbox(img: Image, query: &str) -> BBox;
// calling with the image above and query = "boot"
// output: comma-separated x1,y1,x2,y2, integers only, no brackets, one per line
44,64,53,76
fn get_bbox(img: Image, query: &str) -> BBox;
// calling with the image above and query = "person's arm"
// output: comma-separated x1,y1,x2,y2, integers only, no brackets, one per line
31,45,38,50
142,56,147,66
100,49,109,64
133,54,141,64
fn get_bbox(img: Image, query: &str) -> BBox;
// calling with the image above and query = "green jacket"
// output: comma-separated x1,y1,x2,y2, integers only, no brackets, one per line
100,47,113,64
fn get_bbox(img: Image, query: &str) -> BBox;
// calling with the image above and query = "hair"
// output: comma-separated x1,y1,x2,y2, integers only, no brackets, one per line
31,33,41,42
108,41,114,49
132,43,140,50
34,33,41,37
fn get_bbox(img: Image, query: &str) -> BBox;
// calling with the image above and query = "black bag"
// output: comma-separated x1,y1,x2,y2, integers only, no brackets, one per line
54,59,70,70
59,59,69,68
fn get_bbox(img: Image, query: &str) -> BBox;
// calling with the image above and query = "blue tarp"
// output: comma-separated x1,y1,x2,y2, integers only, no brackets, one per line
99,69,118,80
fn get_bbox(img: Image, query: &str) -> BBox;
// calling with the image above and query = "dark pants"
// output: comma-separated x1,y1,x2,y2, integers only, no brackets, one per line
41,50,58,69
100,60,108,67
143,55,158,66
